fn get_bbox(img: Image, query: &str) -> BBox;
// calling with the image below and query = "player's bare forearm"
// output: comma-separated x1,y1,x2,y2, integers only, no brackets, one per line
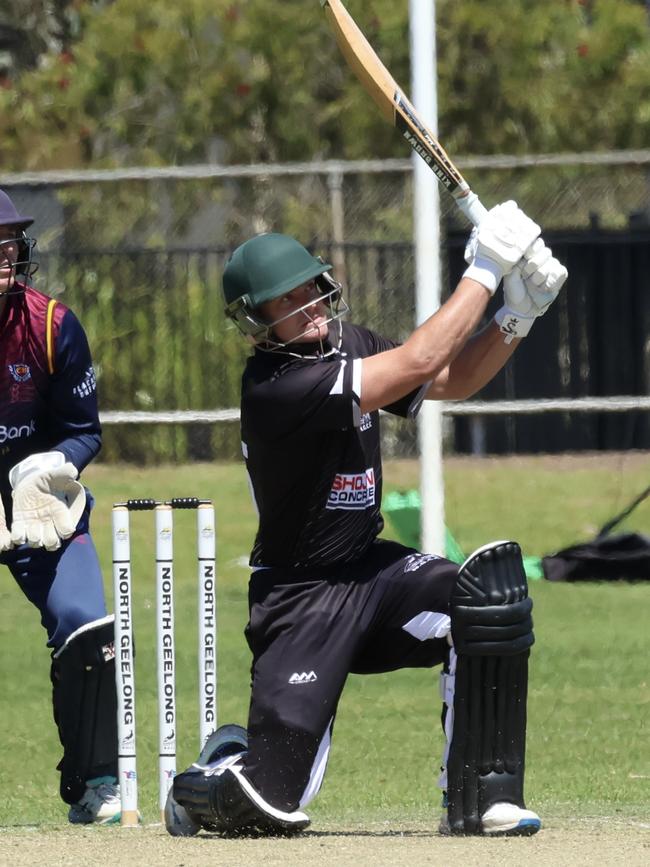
360,278,491,413
425,319,520,401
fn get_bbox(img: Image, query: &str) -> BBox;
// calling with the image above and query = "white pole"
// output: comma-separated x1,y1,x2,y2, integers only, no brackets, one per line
409,0,446,556
155,503,176,822
112,505,139,827
197,502,217,749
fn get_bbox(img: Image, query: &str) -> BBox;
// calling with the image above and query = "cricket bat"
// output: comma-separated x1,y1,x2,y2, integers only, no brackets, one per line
321,0,487,226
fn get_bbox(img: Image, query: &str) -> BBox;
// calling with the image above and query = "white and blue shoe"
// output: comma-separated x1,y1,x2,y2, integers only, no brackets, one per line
68,776,122,825
439,800,541,836
480,802,541,836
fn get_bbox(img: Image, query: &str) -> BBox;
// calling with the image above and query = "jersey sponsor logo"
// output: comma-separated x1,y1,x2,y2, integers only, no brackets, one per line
8,363,32,382
327,468,376,510
288,671,318,684
0,419,36,444
72,366,97,398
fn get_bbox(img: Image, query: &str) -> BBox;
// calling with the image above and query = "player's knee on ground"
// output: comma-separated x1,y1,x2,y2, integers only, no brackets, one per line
51,615,118,804
172,763,310,837
444,541,536,835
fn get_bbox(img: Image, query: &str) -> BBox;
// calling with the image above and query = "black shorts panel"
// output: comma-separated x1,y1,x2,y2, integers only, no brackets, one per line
242,540,459,810
351,549,458,673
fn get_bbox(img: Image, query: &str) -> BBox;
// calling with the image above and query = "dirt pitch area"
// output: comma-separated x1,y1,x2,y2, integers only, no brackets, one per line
1,817,648,867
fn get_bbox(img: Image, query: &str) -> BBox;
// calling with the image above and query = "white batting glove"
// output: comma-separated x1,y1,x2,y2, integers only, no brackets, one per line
463,200,541,294
9,452,86,551
0,497,11,551
496,239,569,343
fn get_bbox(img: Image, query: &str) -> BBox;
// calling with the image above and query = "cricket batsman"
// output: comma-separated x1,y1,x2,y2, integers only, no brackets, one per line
167,200,568,836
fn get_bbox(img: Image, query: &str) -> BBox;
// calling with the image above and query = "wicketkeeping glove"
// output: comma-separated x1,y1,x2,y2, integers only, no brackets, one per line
463,200,541,294
9,451,86,551
496,239,569,343
0,497,11,552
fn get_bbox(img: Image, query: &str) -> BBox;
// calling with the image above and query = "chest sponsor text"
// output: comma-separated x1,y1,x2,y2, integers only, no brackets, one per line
327,468,376,510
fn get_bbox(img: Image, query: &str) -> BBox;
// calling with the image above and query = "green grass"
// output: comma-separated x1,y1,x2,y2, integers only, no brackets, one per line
0,454,648,826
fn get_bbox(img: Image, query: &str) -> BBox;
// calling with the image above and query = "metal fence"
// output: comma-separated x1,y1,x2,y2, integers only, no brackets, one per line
3,153,649,461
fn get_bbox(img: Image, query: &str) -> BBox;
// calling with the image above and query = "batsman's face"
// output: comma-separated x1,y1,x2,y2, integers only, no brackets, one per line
260,279,330,344
0,226,19,294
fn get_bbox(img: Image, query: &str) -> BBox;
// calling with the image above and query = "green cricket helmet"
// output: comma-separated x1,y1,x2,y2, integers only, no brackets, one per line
223,233,348,354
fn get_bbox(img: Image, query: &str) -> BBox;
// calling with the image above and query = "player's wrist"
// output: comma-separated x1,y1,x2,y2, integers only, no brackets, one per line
462,257,503,295
9,450,67,489
494,305,536,344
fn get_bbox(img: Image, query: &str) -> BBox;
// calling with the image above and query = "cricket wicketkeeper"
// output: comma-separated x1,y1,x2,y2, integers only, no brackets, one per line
167,200,568,837
0,189,120,824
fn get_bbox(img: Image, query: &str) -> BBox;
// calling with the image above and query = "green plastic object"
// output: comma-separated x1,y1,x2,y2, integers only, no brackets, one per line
382,490,465,563
382,490,542,579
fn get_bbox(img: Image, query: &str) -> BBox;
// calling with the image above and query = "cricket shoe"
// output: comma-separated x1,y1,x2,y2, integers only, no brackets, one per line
439,801,541,836
68,776,122,825
164,723,248,837
164,789,202,837
197,723,248,766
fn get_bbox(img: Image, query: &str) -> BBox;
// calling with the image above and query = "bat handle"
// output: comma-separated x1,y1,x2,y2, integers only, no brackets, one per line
455,190,488,227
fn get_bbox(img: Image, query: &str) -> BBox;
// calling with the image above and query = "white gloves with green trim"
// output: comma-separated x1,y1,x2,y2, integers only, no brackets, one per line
464,201,568,342
9,451,86,551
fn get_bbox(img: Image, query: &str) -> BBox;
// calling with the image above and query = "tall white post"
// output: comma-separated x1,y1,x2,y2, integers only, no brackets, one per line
410,0,446,555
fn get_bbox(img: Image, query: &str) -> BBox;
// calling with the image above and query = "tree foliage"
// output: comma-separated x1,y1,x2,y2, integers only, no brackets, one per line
0,0,648,173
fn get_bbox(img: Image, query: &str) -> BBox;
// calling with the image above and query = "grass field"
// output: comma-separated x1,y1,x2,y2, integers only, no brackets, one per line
0,453,648,829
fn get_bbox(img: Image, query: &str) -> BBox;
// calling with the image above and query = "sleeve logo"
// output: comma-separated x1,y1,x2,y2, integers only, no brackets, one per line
72,366,97,398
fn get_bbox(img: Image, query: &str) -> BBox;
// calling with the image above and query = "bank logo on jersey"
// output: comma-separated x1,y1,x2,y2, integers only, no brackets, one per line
327,468,376,510
0,419,36,444
8,363,31,382
72,366,97,398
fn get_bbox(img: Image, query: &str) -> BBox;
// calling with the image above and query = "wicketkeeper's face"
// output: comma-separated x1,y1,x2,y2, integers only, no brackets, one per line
259,279,330,345
0,226,19,294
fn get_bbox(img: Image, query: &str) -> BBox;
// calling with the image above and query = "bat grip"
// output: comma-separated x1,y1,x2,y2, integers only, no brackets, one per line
455,191,488,227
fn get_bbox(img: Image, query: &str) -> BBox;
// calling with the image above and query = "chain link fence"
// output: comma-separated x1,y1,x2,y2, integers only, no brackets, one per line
1,152,649,463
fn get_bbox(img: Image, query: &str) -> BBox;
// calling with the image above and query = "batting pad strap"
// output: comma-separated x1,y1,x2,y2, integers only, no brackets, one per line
451,598,533,656
52,614,115,659
439,671,455,705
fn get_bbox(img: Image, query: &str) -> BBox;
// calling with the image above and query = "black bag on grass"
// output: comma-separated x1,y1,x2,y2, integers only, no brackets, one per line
542,484,650,582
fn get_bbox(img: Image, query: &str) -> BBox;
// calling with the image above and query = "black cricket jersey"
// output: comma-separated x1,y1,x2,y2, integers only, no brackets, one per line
241,321,425,569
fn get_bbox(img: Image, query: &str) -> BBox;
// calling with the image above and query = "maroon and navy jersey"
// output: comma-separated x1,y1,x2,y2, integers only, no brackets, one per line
0,285,101,514
241,322,425,569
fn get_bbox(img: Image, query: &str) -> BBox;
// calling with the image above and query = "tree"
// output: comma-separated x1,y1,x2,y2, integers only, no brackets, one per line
2,0,648,170
0,0,647,240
